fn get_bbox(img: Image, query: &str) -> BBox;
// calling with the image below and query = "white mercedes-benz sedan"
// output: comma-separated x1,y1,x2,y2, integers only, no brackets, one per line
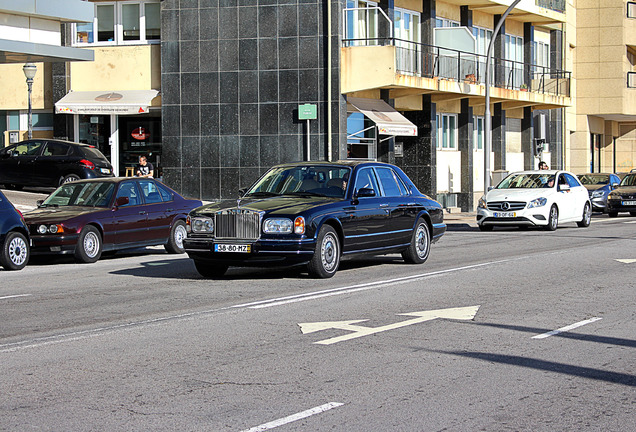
477,170,592,231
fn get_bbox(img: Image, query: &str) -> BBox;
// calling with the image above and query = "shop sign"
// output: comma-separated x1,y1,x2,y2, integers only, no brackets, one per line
131,127,150,140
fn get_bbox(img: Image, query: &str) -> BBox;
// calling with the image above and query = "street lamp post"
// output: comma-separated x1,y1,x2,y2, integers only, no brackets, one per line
484,0,521,192
23,63,37,140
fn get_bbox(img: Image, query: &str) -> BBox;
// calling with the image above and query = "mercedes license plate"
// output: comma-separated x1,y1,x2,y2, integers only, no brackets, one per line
623,200,636,206
100,168,111,174
494,211,516,218
214,244,251,253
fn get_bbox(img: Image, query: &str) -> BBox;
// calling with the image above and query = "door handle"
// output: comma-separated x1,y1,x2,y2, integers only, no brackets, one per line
380,203,389,208
139,211,147,215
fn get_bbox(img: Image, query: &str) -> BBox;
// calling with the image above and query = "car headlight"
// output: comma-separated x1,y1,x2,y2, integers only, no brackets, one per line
591,190,605,198
608,194,620,200
528,197,547,208
478,197,487,209
37,224,62,234
263,217,306,235
263,218,293,234
190,216,214,233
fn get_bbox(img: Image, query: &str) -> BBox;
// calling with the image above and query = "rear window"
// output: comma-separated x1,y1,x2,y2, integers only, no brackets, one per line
79,146,108,161
157,183,174,201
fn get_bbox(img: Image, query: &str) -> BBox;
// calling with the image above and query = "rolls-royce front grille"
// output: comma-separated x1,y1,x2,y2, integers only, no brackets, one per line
487,201,526,211
215,211,261,240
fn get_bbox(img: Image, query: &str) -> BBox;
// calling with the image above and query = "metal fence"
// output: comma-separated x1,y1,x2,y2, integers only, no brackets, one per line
343,37,571,98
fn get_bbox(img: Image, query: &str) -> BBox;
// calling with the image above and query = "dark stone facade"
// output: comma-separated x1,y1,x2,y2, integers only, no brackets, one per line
161,0,345,200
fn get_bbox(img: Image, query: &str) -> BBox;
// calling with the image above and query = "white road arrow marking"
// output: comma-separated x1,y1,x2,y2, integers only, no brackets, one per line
299,305,480,345
615,259,636,264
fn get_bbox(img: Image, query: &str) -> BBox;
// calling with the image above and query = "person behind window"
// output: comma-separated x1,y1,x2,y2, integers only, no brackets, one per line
539,161,549,170
136,155,154,178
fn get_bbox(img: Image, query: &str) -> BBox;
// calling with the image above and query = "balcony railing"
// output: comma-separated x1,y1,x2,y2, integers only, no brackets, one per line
535,0,565,13
343,37,571,98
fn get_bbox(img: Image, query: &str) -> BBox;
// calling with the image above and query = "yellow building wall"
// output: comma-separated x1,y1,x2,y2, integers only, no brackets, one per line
69,45,161,106
0,62,53,110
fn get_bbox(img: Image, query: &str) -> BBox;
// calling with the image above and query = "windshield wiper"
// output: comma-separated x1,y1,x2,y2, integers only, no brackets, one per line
40,203,59,208
286,191,327,197
245,191,279,198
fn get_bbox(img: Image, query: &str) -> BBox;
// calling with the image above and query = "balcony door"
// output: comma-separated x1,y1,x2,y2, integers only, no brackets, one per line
393,8,421,75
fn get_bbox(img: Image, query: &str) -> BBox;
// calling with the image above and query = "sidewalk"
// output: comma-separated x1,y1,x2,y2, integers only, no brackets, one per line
443,210,477,226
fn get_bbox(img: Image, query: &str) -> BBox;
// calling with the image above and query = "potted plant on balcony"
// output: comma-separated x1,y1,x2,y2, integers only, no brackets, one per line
520,83,529,92
465,73,477,84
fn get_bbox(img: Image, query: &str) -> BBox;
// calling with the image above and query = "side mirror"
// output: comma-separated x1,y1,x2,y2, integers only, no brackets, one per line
36,200,44,207
611,182,619,189
487,186,494,191
238,188,247,197
355,187,376,198
115,196,129,207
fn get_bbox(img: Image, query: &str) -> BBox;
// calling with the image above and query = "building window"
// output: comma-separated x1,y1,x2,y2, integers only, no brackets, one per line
344,1,379,47
73,1,160,46
435,18,460,28
347,112,376,159
505,34,524,88
436,113,457,150
473,116,484,150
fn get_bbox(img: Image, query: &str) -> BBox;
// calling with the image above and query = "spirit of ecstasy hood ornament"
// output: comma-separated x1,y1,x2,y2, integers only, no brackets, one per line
237,198,241,209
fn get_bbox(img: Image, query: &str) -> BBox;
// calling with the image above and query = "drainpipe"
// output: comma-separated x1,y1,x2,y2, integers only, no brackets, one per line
327,0,333,161
484,0,521,192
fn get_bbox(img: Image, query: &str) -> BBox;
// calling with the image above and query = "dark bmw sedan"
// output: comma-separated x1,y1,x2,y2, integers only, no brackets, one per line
0,139,114,189
0,190,30,270
577,173,621,213
24,178,202,263
607,173,636,217
184,161,446,279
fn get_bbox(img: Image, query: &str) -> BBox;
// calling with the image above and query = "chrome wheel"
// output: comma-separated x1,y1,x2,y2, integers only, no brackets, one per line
402,219,431,264
308,225,340,278
8,235,28,267
320,232,339,273
83,231,100,258
546,205,558,231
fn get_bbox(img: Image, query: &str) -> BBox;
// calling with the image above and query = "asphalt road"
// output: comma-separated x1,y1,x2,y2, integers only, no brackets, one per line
1,190,635,431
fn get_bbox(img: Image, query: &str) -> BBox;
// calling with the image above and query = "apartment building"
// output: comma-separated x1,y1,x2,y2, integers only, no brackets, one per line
0,0,93,144
3,1,635,206
161,0,571,208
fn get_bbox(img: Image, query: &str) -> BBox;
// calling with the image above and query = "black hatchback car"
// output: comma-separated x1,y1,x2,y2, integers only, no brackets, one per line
0,139,114,189
184,161,446,279
0,190,30,270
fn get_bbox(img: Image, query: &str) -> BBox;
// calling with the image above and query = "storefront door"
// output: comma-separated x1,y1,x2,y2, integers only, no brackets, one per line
118,114,162,179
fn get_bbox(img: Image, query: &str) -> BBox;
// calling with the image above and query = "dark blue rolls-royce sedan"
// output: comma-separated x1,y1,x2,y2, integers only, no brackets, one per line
184,161,446,279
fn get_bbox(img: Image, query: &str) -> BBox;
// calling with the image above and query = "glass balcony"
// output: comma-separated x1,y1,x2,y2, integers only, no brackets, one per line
535,0,566,13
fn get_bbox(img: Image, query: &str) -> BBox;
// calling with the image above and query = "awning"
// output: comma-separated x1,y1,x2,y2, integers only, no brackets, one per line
0,39,94,63
347,97,417,136
55,90,159,115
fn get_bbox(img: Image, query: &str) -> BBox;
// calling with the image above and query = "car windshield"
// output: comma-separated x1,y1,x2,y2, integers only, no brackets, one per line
42,182,115,207
497,173,555,189
620,174,636,187
578,174,609,185
246,165,352,199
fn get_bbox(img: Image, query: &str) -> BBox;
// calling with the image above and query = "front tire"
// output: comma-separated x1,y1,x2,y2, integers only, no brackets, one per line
545,205,558,231
194,260,228,278
577,202,592,227
0,231,29,270
74,226,102,263
308,225,340,278
402,218,431,264
608,212,618,218
165,220,187,254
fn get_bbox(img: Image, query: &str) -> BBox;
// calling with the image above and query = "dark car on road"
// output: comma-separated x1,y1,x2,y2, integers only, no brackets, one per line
184,161,446,279
0,139,114,189
607,173,636,217
0,190,30,270
577,173,621,213
24,177,202,263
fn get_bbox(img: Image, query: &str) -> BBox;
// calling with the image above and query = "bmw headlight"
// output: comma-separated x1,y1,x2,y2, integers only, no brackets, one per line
190,217,214,233
38,224,62,234
528,197,547,208
263,218,293,234
478,197,487,209
591,190,605,198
